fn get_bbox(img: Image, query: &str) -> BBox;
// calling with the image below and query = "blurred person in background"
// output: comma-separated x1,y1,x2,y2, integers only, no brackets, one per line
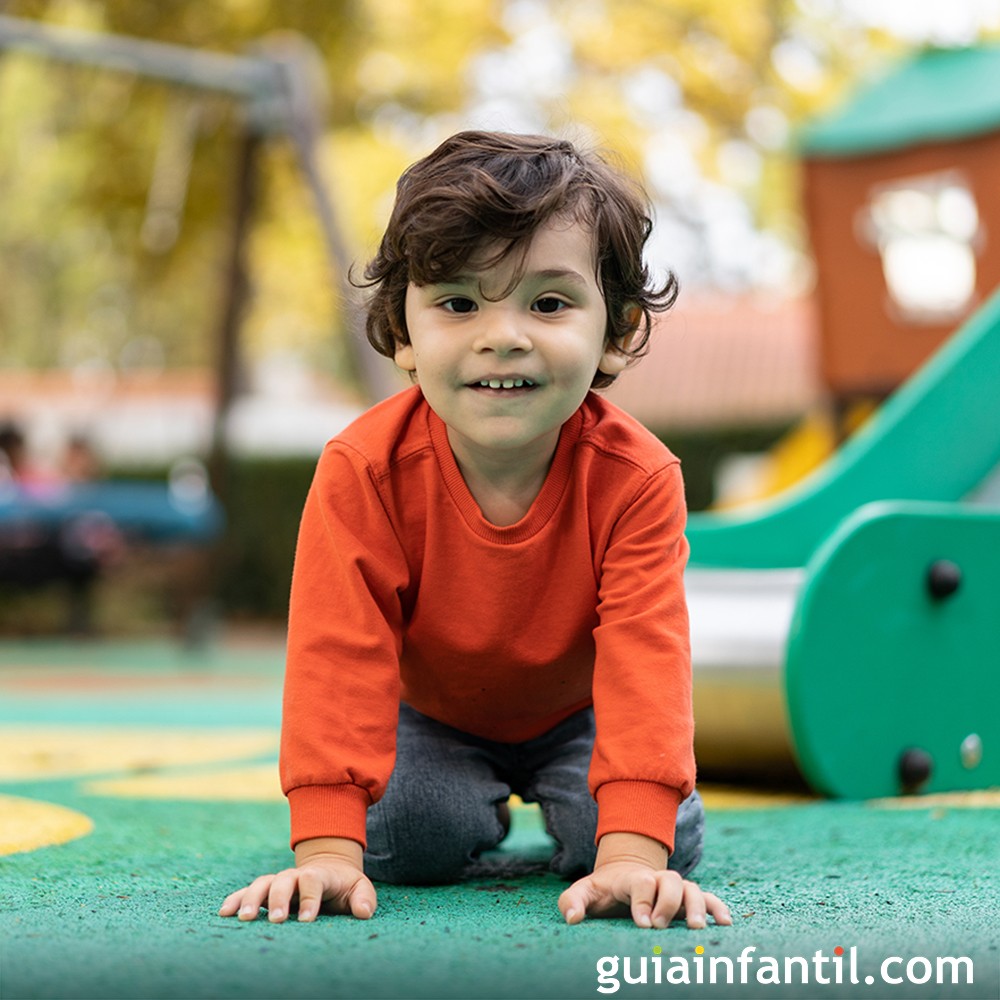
0,421,120,633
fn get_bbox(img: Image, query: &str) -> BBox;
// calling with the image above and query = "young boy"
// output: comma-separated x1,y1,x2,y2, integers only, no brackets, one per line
220,131,731,931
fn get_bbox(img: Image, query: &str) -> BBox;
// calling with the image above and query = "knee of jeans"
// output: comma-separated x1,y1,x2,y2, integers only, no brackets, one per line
366,842,468,885
549,839,597,881
365,794,503,885
668,789,705,878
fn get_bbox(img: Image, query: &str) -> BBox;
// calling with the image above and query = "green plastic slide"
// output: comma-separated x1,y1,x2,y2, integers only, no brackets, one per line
685,285,1000,569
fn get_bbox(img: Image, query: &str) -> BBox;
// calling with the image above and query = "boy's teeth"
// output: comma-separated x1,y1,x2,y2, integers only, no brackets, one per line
479,378,533,389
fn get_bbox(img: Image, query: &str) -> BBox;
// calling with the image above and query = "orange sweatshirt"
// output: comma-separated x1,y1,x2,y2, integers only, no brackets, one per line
280,387,695,854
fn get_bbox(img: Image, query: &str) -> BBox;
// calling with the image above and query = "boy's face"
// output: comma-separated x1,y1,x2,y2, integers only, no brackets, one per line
396,218,627,467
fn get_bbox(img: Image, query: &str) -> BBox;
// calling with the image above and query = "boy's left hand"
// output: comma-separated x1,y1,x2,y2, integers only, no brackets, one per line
558,832,732,929
559,861,733,929
558,861,731,928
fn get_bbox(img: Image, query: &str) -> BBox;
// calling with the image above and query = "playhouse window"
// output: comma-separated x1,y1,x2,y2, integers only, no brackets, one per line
859,172,981,324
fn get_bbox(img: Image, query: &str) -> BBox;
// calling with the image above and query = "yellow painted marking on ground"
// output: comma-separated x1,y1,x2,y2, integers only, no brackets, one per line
0,794,94,856
0,725,278,781
698,785,817,810
85,763,283,802
868,788,1000,810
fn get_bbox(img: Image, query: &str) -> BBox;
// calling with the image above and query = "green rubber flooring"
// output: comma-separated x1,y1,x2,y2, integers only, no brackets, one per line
0,638,997,1000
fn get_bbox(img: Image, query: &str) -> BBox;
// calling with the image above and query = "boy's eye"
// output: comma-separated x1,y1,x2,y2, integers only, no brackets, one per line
533,297,567,314
441,297,476,314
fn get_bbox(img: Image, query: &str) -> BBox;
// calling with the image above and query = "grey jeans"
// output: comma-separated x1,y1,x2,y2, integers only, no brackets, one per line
364,703,704,885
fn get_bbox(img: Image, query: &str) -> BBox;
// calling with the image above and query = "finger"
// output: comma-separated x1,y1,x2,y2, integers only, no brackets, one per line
265,869,302,923
295,869,326,922
558,881,595,925
627,870,660,929
218,888,245,917
680,880,707,930
703,892,733,926
649,870,684,929
347,877,378,920
229,875,276,921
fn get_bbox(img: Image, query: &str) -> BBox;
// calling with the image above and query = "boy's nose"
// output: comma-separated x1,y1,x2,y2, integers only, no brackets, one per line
473,311,531,355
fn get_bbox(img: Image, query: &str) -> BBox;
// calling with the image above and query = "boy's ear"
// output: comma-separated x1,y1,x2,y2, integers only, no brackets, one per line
598,342,629,376
394,341,417,372
598,304,641,376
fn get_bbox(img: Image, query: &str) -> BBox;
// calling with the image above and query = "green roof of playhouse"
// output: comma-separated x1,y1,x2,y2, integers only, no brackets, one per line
799,44,1000,157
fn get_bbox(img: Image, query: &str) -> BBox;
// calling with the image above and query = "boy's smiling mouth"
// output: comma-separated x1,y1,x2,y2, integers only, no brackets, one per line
468,376,538,393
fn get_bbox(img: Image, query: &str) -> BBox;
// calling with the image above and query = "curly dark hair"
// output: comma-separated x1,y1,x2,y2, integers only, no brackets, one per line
354,130,678,389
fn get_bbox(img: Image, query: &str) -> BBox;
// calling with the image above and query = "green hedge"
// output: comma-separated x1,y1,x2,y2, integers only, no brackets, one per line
111,456,315,622
217,457,316,620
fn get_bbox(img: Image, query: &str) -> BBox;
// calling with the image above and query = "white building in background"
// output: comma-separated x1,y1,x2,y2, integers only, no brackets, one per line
0,354,365,472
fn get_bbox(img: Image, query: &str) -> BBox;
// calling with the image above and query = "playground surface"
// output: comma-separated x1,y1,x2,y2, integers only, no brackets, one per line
0,635,997,1000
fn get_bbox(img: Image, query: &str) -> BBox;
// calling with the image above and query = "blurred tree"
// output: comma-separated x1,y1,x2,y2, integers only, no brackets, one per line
0,0,511,398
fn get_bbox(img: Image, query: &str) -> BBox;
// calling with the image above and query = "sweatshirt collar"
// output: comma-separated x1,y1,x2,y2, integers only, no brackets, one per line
427,401,582,543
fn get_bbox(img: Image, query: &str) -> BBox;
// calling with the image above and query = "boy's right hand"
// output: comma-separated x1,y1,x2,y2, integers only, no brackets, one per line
219,838,377,923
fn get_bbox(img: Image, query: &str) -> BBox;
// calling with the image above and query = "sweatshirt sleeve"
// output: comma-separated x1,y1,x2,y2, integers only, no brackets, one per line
589,461,695,854
279,442,409,850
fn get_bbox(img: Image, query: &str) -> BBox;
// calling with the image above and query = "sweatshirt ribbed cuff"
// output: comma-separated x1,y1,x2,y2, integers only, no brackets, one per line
595,780,684,855
287,783,372,850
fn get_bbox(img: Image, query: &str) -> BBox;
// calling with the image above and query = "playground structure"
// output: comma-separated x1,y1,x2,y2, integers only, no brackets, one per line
802,45,1000,410
687,45,1000,800
720,45,1000,503
687,285,1000,798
